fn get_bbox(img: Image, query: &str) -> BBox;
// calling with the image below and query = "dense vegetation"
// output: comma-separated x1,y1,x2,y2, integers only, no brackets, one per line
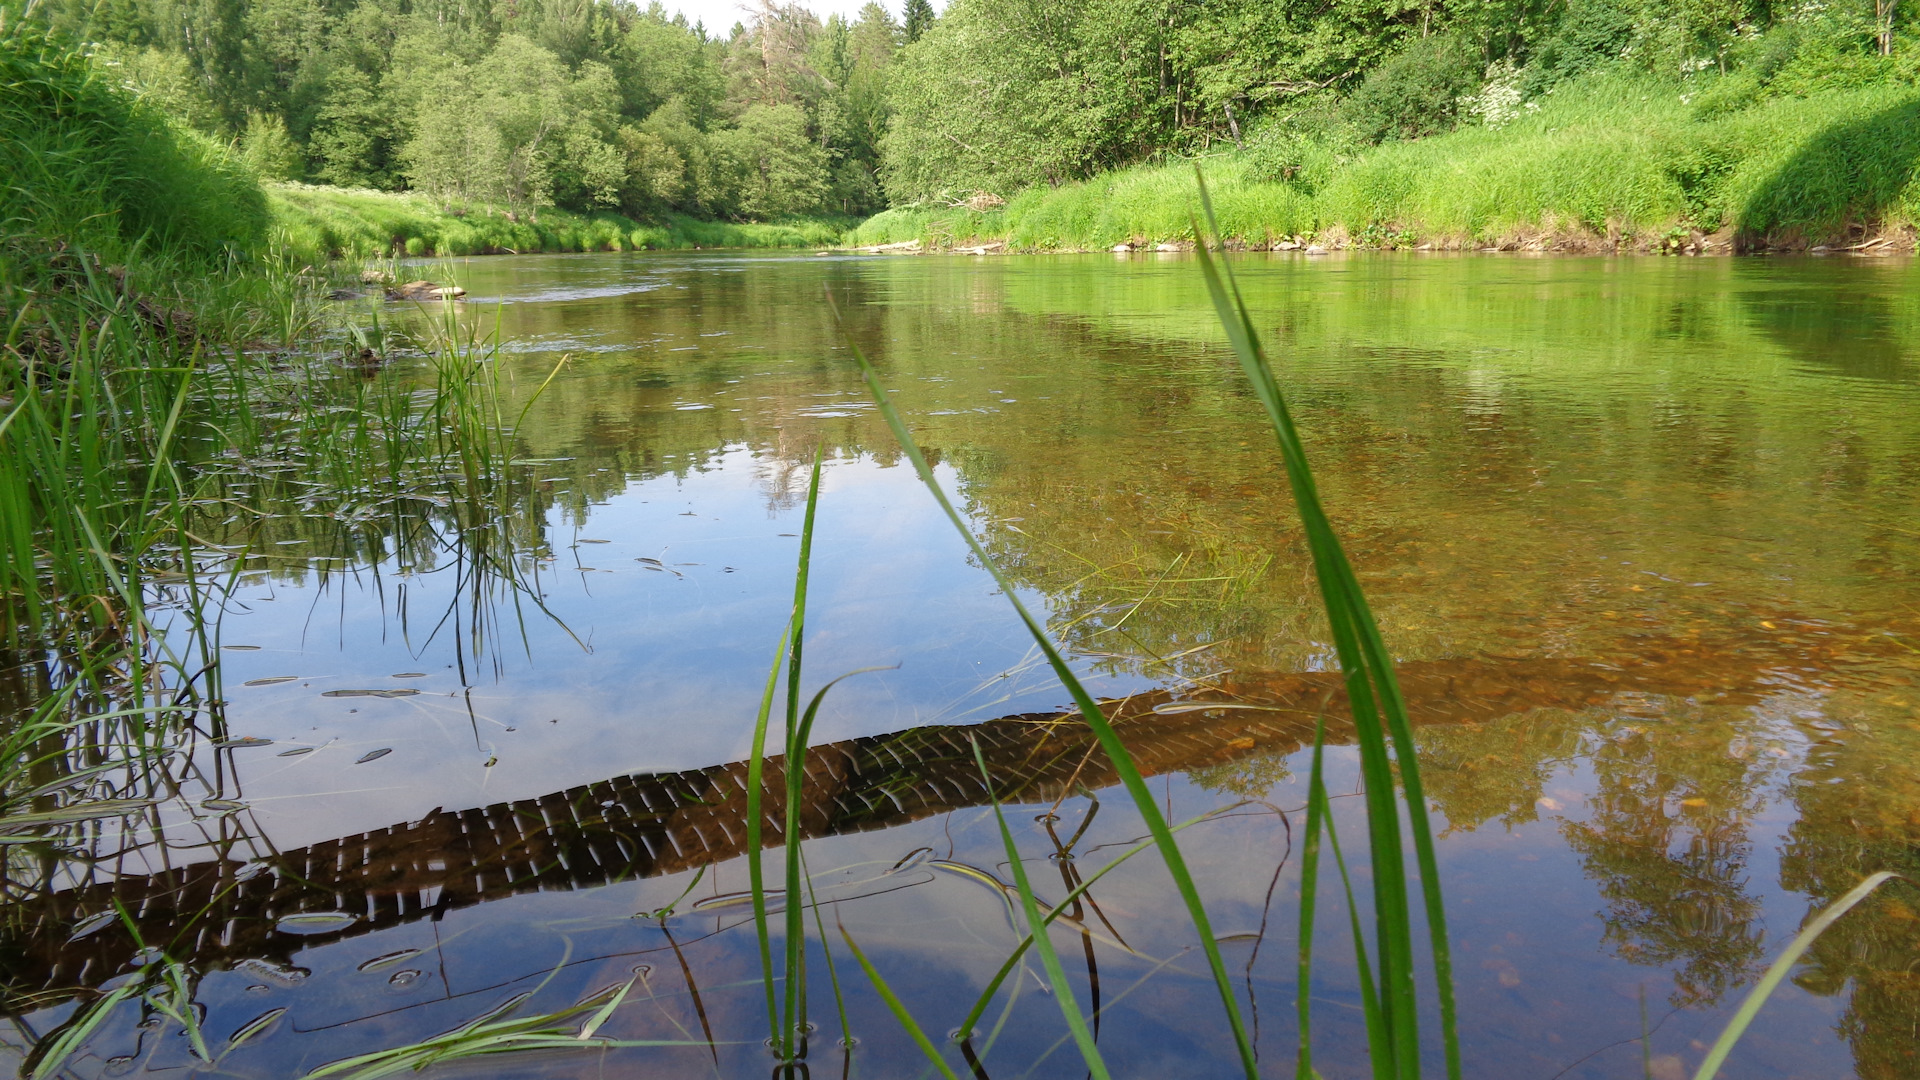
864,0,1920,248
27,0,904,228
17,0,1920,251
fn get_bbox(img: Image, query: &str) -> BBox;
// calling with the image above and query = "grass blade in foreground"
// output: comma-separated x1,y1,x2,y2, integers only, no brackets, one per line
1191,170,1459,1080
973,736,1114,1080
1692,871,1902,1080
838,922,962,1080
830,293,1259,1080
746,446,825,1058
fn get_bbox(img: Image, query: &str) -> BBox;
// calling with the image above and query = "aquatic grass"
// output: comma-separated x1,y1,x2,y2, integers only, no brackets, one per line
952,801,1252,1045
745,446,861,1065
1192,173,1459,1080
837,921,962,1080
301,979,709,1080
1294,724,1327,1080
831,295,1261,1080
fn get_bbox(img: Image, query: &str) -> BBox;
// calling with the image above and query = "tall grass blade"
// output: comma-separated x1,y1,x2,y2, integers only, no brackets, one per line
838,922,963,1080
830,293,1260,1080
972,736,1114,1080
1296,722,1327,1080
781,446,826,1058
1691,871,1902,1080
746,446,825,1056
1190,169,1459,1080
1319,737,1391,1078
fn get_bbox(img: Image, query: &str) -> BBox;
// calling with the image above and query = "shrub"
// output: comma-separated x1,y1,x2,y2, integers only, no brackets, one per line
1338,33,1484,143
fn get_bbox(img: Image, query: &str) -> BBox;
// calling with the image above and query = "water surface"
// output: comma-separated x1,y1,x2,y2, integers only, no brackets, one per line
6,250,1919,1080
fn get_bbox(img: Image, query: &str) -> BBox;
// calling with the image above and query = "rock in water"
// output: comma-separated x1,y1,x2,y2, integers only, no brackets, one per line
388,280,465,301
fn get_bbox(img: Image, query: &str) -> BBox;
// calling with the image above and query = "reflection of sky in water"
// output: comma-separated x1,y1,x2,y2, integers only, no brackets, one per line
195,450,1155,856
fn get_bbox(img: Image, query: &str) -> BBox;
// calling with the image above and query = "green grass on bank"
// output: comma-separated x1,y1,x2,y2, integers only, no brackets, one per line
1,21,266,275
269,184,848,262
849,72,1920,252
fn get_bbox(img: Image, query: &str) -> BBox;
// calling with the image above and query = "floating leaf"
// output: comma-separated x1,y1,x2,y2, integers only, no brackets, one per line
275,912,359,935
277,747,316,757
214,737,274,748
355,748,393,764
68,910,118,941
200,799,248,813
322,689,419,699
357,949,422,973
243,677,298,686
221,645,262,651
227,1008,286,1048
390,673,427,679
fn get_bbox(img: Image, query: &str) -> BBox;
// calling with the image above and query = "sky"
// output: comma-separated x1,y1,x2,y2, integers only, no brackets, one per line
658,0,936,34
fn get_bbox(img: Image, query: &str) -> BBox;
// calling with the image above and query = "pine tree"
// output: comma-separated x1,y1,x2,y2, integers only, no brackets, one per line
902,0,933,43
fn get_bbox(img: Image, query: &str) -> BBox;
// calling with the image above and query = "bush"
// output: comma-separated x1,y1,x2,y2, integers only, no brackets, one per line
1338,33,1484,143
1521,0,1635,97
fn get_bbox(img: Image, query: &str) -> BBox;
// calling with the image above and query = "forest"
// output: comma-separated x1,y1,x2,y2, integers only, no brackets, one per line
19,0,1918,242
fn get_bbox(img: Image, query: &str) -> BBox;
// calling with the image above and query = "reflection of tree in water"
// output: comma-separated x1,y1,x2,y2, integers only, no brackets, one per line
1563,716,1773,1008
1188,748,1292,798
1420,704,1777,1008
1777,704,1920,1080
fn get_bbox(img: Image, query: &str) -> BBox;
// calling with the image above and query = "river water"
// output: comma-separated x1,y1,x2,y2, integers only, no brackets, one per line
6,251,1919,1079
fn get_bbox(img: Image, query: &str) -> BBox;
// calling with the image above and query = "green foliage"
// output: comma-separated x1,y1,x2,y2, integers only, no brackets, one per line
1339,33,1485,143
716,103,828,218
267,182,844,261
902,0,932,42
27,0,897,225
239,109,302,180
859,68,1920,250
394,35,625,212
0,19,267,268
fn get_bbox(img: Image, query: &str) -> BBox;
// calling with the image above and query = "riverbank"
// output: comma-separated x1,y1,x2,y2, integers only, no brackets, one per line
270,184,849,262
848,73,1920,255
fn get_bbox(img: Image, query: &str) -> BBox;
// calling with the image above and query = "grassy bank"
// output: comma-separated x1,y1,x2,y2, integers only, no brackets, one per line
849,72,1920,253
270,184,848,261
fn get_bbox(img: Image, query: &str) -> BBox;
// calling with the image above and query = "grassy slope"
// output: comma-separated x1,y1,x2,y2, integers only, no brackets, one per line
849,74,1920,252
269,184,848,262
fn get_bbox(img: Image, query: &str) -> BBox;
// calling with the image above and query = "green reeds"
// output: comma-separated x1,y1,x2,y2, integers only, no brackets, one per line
744,446,836,1063
1192,172,1460,1080
831,173,1461,1079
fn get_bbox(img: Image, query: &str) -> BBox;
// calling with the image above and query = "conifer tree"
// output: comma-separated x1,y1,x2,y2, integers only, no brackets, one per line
902,0,933,43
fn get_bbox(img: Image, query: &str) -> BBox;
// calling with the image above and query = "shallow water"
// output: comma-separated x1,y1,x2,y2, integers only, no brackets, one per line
6,251,1920,1079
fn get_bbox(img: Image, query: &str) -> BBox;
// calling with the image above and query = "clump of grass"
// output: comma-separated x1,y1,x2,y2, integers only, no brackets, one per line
831,174,1469,1079
832,293,1263,1078
0,15,266,269
745,447,866,1066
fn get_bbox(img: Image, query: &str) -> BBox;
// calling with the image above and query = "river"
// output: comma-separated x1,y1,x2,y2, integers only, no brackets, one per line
5,250,1918,1079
